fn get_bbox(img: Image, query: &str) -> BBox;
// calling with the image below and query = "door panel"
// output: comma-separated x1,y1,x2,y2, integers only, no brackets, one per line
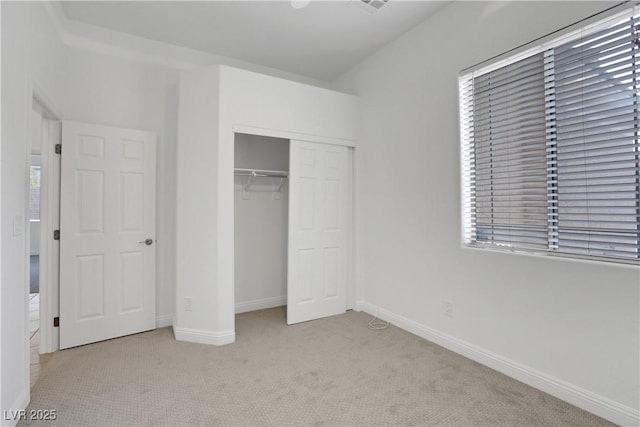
76,254,104,320
60,121,156,349
288,140,349,324
121,251,144,312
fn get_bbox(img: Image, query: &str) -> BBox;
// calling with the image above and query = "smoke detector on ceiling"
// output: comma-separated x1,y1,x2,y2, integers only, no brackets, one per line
352,0,389,13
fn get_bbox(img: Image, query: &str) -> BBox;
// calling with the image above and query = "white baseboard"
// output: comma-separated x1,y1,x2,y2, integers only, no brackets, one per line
172,323,235,346
155,314,173,328
235,295,285,314
2,390,29,427
356,300,639,427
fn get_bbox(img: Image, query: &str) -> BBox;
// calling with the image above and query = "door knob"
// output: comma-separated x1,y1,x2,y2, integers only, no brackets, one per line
139,238,153,246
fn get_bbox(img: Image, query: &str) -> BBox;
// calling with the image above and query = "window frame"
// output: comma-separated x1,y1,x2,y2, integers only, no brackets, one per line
459,5,640,266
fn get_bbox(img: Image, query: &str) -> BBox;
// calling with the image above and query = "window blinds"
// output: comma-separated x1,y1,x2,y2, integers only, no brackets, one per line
551,16,640,260
472,54,548,250
461,8,640,263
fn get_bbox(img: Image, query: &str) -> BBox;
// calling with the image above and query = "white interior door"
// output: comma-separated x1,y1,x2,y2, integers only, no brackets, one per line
288,140,349,324
60,121,156,349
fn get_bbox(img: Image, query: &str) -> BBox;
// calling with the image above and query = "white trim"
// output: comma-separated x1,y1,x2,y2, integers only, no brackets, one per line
0,0,3,413
461,244,640,270
172,324,236,346
39,2,331,89
155,314,173,328
233,124,357,148
40,119,61,353
27,81,63,356
346,147,356,310
61,28,198,71
235,296,285,314
41,2,198,71
38,119,61,355
23,79,33,403
31,83,63,121
41,2,67,46
3,390,29,427
353,150,364,312
356,300,640,427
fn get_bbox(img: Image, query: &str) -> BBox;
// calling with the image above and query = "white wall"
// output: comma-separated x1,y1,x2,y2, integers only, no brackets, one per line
234,134,289,172
1,2,66,423
9,0,634,424
217,68,359,338
175,66,221,343
332,1,639,425
216,66,359,338
234,134,289,313
46,0,333,90
30,110,42,154
2,3,181,418
175,65,358,345
61,46,179,325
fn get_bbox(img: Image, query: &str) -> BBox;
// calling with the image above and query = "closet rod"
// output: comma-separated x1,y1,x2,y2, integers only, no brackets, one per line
234,168,288,178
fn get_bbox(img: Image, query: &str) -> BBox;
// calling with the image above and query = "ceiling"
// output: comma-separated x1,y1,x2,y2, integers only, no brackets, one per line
59,1,448,81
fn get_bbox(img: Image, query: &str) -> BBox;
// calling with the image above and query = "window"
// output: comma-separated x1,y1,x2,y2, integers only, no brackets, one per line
460,7,640,263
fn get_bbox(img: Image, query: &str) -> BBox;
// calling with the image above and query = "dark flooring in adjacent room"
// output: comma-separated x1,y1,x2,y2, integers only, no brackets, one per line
30,255,39,294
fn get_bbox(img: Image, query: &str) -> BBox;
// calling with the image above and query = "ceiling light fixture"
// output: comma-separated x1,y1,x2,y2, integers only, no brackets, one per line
290,0,310,9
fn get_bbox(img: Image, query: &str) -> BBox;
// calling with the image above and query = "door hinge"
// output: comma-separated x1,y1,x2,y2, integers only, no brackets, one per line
55,144,62,154
53,230,60,240
53,317,59,327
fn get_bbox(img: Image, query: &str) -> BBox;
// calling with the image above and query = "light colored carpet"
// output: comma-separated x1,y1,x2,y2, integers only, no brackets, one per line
22,307,612,426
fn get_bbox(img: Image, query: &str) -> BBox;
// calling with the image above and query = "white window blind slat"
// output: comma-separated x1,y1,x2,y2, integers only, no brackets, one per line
460,7,640,263
470,52,550,251
552,131,636,148
554,12,638,260
553,19,633,55
556,46,636,76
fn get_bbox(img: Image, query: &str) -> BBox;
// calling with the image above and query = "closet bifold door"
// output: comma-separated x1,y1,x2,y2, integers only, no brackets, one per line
287,140,348,325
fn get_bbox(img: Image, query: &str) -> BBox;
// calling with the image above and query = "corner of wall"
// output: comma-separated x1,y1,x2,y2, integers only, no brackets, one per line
155,315,173,329
175,64,224,339
173,326,235,346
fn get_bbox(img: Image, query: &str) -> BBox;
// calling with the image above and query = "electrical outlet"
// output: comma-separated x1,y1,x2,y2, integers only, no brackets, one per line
443,300,453,318
184,297,192,312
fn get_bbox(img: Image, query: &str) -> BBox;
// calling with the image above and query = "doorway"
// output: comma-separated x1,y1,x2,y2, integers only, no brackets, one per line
29,154,41,339
233,132,353,329
29,95,61,386
234,133,290,316
29,115,158,356
58,121,157,349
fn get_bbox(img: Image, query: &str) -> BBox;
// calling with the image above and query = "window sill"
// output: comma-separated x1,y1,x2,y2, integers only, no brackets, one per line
461,243,640,269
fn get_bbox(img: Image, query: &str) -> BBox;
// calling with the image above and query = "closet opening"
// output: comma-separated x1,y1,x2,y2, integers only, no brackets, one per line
233,133,290,321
